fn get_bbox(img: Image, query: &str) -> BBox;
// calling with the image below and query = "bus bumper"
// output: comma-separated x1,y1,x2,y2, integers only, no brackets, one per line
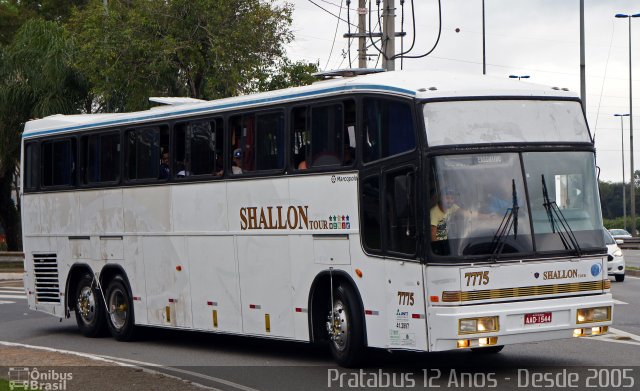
426,293,614,352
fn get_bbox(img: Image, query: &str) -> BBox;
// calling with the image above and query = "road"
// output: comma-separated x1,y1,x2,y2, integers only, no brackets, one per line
622,248,640,269
1,278,639,391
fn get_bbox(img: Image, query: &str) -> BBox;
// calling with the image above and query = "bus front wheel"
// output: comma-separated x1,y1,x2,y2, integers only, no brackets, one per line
74,274,106,337
326,283,365,367
105,276,136,341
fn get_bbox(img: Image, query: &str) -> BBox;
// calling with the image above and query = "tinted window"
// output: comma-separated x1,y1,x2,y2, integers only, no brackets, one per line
229,112,284,174
174,119,222,178
81,132,120,184
361,175,381,251
41,139,76,187
385,167,416,254
24,142,39,190
363,99,415,163
125,126,169,181
292,100,356,170
256,112,284,171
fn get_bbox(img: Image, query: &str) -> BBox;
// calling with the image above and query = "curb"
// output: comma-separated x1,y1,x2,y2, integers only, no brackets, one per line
626,269,640,277
0,272,22,280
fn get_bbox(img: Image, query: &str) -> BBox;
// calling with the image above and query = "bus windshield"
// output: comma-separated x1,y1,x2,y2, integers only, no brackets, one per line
429,151,604,260
424,100,591,146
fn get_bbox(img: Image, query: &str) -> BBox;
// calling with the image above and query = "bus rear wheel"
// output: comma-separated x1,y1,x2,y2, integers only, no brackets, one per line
326,283,364,367
105,276,136,341
74,274,106,337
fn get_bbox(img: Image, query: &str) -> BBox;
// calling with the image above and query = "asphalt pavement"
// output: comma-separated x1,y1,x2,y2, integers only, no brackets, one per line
622,249,640,270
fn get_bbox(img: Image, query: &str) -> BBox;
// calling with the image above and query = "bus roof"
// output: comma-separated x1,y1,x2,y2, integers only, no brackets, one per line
23,70,578,139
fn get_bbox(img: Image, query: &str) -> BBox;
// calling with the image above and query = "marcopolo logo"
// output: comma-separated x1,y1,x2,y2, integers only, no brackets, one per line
331,174,358,184
591,263,602,277
8,367,73,390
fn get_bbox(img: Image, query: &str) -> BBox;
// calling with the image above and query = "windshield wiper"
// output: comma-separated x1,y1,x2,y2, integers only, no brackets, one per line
490,179,519,260
541,175,582,256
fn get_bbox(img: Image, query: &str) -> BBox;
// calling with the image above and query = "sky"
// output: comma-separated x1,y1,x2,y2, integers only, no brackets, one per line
278,0,640,182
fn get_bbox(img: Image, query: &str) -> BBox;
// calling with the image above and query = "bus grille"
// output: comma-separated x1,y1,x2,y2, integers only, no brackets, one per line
443,280,606,303
33,253,61,303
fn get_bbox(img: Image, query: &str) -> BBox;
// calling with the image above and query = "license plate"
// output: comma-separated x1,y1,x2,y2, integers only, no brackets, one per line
524,312,552,324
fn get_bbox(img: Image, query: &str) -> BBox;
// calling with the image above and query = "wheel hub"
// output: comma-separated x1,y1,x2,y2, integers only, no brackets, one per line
109,289,128,330
77,286,96,323
326,300,348,350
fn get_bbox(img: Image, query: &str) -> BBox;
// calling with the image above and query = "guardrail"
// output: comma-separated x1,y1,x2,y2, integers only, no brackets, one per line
0,251,24,263
618,237,640,250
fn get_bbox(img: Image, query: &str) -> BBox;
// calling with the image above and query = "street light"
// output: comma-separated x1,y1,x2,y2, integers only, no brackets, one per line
615,113,630,230
615,12,640,236
509,75,530,80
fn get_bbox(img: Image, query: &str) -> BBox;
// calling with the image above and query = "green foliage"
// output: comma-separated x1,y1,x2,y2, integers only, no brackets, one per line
603,216,638,232
0,0,319,250
257,58,319,91
67,0,299,111
0,19,89,250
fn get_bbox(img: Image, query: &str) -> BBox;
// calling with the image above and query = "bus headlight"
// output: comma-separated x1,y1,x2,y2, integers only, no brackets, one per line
577,306,611,324
458,316,499,334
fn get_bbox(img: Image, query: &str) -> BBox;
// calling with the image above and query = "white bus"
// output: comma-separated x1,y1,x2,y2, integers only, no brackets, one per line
21,70,613,366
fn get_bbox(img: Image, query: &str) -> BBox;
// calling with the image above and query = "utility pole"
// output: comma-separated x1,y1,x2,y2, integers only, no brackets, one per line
382,0,396,71
358,0,367,68
580,0,586,109
482,0,486,75
629,18,636,236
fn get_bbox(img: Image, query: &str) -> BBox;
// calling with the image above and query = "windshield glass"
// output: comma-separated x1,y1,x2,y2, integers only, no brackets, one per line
430,153,533,257
424,100,590,146
429,151,604,260
523,151,603,252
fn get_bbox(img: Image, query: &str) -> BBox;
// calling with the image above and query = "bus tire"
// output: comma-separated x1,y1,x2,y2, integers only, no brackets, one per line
327,283,365,367
471,345,504,354
74,274,107,337
105,276,136,341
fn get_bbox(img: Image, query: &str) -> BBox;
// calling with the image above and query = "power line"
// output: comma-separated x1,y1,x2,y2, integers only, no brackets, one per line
324,0,344,70
394,0,442,59
307,0,359,29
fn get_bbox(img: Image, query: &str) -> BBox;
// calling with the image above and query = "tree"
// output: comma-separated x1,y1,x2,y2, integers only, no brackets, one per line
67,0,312,112
0,19,89,250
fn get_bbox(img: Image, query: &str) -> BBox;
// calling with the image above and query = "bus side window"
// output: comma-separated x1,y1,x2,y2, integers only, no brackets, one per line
81,132,120,184
174,118,221,178
361,175,382,252
256,112,284,171
41,138,77,187
229,114,255,175
310,104,343,167
385,167,416,254
363,99,415,163
343,99,356,166
125,126,169,181
291,107,309,170
24,142,39,190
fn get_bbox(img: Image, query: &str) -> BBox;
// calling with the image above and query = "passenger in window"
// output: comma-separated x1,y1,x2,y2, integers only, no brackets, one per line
159,152,170,179
296,145,309,170
177,160,191,178
232,148,243,174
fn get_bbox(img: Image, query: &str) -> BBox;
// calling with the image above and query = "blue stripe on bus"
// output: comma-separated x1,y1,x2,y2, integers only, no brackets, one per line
23,84,416,139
